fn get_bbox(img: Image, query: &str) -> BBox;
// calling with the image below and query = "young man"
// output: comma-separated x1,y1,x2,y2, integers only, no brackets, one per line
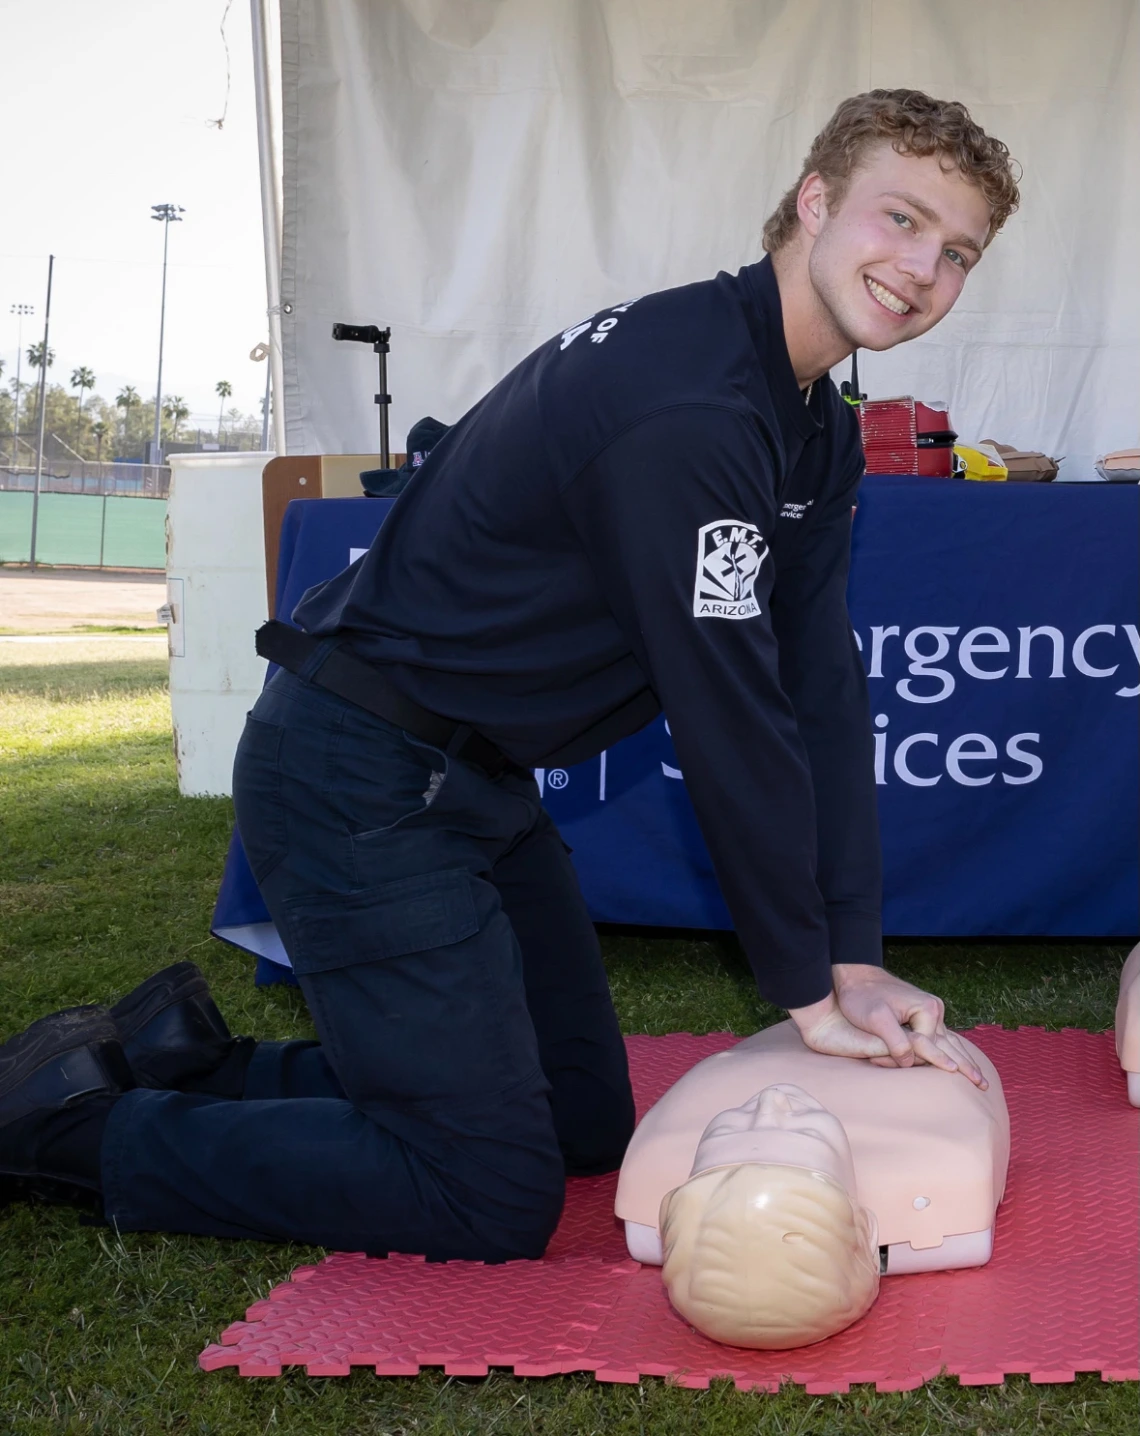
1,90,1019,1259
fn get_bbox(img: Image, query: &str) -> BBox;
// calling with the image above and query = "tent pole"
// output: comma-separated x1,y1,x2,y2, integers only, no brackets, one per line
250,0,287,456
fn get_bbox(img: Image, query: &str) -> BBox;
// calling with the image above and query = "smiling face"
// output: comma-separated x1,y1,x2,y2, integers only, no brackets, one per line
690,1083,858,1196
802,143,993,354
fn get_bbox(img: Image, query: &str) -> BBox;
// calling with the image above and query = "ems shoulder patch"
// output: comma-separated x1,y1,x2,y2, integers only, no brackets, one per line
693,519,768,620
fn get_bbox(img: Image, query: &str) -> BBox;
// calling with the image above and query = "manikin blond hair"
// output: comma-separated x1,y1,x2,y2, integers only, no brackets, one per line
660,1162,880,1350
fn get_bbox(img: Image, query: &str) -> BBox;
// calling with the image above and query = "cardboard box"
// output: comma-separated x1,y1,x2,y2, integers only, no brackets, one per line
981,440,1058,482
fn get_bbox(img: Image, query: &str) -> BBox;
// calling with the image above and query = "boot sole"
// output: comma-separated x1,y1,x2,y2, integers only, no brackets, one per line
0,1007,132,1207
0,1172,101,1210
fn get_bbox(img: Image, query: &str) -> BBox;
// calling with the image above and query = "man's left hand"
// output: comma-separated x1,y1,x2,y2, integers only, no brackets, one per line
832,964,988,1089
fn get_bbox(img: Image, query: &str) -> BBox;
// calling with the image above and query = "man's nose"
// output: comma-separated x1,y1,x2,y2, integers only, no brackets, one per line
895,238,940,287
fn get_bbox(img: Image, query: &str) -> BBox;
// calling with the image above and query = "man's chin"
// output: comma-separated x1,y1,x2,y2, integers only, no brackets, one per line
844,314,927,353
833,297,928,353
853,331,905,353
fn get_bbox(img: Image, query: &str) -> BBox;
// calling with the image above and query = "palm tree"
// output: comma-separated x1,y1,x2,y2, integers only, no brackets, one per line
25,343,54,434
70,365,96,419
116,385,139,447
215,380,233,443
162,394,189,443
91,420,108,462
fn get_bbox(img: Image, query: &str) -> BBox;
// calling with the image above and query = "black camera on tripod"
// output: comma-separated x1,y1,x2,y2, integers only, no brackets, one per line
332,321,392,466
331,323,389,348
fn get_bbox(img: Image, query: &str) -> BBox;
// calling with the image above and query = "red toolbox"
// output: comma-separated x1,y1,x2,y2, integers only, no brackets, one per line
858,397,957,477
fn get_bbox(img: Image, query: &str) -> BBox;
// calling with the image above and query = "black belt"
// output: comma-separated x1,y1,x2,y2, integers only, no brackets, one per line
255,620,512,778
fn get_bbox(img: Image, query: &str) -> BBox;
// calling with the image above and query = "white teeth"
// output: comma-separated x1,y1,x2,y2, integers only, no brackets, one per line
866,277,910,315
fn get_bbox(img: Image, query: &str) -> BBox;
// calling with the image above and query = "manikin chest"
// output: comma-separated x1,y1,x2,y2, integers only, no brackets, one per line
615,1020,1010,1276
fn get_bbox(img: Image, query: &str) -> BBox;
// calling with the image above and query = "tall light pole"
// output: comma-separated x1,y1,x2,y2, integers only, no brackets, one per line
150,203,184,465
8,302,33,470
29,257,54,571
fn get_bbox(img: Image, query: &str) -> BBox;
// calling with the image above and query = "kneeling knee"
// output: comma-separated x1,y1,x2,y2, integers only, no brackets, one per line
560,1089,637,1178
478,1165,566,1261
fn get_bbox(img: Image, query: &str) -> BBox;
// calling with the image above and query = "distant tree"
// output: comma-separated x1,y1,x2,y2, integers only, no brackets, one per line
91,420,108,462
162,394,189,442
0,379,13,461
32,383,89,462
215,379,233,441
70,365,96,419
116,385,140,447
7,378,25,449
25,344,55,434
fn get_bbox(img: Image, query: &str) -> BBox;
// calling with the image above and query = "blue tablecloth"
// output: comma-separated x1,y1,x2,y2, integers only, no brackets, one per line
213,478,1140,977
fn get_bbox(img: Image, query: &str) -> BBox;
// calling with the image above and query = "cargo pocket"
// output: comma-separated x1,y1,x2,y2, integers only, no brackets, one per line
282,869,515,1104
285,868,479,976
233,715,289,883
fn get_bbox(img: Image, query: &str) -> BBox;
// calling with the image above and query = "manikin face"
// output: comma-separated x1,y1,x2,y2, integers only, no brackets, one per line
804,143,993,354
691,1083,857,1196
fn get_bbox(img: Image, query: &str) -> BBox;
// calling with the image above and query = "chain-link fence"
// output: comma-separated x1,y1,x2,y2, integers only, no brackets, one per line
0,462,170,499
0,489,167,570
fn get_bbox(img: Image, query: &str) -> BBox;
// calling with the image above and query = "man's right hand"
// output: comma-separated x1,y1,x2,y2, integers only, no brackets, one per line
786,991,894,1061
788,978,989,1090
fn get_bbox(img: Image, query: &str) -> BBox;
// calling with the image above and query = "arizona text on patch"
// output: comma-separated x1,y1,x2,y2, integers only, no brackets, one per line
693,520,768,619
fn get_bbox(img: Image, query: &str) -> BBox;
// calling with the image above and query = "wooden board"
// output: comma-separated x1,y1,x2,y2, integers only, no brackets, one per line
262,454,404,612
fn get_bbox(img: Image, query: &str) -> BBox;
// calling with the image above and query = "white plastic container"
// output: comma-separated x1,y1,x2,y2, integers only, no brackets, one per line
165,453,271,797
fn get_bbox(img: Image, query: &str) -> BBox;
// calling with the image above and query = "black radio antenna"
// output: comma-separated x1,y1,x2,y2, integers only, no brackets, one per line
841,348,866,406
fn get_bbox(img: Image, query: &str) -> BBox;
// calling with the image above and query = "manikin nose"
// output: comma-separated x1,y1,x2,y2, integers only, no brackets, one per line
755,1086,797,1118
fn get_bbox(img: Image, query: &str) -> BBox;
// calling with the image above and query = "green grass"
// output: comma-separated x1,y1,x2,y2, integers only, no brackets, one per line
0,649,1134,1434
66,625,168,636
0,626,166,638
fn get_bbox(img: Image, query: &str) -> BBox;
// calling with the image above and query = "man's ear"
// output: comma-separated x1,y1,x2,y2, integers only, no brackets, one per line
797,172,828,239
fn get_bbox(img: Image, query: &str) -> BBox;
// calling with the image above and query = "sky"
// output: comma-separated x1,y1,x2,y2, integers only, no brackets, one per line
1,0,269,431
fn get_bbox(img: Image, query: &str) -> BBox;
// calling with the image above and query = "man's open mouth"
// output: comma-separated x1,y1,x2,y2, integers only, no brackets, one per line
865,276,911,316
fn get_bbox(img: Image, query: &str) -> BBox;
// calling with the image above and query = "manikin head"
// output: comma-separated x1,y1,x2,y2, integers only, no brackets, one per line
764,89,1020,368
659,1084,879,1349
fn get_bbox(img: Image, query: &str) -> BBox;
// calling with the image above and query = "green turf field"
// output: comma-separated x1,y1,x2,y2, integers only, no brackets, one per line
0,643,1133,1434
0,492,166,569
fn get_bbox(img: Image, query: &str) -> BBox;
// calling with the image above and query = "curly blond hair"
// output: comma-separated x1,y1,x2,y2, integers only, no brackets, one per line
660,1163,880,1350
763,88,1021,253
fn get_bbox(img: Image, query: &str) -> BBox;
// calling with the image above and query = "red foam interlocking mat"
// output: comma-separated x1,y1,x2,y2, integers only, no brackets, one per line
200,1028,1139,1390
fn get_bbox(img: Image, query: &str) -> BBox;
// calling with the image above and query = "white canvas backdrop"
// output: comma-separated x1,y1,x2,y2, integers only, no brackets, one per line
279,0,1139,480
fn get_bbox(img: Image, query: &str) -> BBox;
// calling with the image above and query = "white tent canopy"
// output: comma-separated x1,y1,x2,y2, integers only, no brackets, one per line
261,0,1139,480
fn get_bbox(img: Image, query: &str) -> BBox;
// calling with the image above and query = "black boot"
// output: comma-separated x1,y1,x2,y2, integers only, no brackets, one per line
0,1006,133,1209
110,961,255,1097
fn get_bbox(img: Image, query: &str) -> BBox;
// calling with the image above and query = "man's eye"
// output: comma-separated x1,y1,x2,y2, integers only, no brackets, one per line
945,249,966,269
889,211,913,229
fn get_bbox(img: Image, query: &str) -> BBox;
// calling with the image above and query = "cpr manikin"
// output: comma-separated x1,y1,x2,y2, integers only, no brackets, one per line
616,1020,1009,1347
1116,942,1140,1107
659,1084,881,1348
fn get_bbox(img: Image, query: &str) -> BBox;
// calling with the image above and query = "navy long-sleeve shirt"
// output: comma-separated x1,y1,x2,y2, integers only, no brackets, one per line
294,256,882,1008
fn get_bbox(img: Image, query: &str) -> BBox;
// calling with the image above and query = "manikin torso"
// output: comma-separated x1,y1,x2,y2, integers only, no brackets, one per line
1116,942,1140,1107
616,1019,1010,1274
